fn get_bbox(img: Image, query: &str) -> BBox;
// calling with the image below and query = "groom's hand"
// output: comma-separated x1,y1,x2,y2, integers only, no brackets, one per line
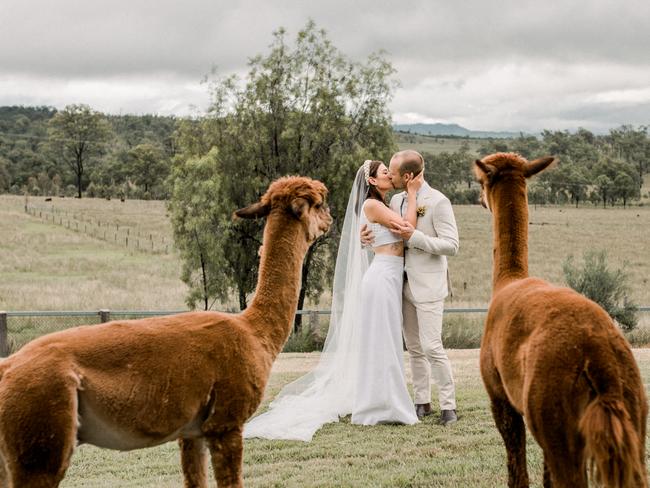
360,224,375,247
389,220,415,240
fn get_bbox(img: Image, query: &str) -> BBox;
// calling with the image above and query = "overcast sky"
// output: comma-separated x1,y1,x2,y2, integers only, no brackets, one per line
1,0,648,132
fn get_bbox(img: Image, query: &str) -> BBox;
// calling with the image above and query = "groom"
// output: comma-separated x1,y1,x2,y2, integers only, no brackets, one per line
361,150,460,425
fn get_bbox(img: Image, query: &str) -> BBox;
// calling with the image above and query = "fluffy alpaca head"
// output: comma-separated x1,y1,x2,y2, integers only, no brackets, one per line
473,152,557,211
234,176,332,242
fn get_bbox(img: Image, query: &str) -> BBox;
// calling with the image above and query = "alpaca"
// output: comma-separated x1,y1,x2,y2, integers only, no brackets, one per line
473,153,647,488
0,176,332,488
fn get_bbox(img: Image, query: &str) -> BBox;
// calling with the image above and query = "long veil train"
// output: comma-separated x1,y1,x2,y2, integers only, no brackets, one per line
243,167,370,441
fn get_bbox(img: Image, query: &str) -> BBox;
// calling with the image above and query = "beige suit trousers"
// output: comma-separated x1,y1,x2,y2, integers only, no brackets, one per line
402,280,456,410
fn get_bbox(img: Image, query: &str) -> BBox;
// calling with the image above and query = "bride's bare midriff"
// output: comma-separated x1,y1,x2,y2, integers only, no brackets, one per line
373,241,404,256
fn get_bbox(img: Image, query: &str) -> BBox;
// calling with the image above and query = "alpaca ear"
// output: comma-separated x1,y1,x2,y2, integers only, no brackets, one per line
233,202,270,220
524,156,557,178
290,197,309,219
473,159,496,181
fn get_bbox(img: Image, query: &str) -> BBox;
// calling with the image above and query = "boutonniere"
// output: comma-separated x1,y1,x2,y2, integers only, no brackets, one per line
416,206,426,217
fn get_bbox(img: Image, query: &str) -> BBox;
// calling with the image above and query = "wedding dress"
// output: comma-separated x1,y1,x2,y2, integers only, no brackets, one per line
244,165,417,441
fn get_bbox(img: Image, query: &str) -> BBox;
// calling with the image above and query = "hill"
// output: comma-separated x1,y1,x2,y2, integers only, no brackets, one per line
393,123,521,139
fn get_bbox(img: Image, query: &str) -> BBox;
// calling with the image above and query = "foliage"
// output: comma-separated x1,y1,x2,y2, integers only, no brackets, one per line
47,104,114,198
166,148,231,310
475,128,650,207
282,326,326,352
172,20,397,314
0,106,177,198
127,143,170,198
563,249,638,331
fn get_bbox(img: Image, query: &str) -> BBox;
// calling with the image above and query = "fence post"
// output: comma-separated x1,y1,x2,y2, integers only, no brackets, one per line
308,311,319,334
0,312,8,357
99,309,111,323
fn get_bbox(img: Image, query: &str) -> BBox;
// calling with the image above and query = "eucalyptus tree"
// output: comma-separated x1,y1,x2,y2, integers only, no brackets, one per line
167,148,231,310
608,125,649,188
47,104,113,198
172,21,397,322
128,143,169,197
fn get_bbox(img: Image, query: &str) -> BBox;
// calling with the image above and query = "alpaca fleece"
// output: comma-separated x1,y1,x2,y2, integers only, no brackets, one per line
474,153,647,488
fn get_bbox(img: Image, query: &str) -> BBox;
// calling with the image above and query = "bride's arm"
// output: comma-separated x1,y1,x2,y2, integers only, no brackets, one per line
403,172,423,228
363,199,405,228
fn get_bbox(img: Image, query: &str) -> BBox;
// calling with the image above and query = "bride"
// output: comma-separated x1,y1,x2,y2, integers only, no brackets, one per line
244,160,421,441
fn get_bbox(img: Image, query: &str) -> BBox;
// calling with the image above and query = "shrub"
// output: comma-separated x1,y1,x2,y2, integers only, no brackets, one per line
442,315,484,349
563,250,638,331
282,327,325,353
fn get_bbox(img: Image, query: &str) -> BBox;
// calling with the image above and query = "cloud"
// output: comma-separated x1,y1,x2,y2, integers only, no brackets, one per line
0,73,210,116
0,0,648,130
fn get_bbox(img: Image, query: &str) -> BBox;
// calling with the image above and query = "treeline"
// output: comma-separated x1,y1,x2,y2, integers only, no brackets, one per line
423,127,649,207
3,105,648,209
0,105,176,199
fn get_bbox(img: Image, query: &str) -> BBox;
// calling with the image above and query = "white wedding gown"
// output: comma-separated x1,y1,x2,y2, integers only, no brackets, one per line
244,167,417,442
352,252,417,425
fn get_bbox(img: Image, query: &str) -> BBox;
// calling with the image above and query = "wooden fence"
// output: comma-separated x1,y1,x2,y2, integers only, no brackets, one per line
0,308,496,357
24,205,171,254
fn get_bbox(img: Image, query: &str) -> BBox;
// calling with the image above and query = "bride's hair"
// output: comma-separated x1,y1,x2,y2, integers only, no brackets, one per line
365,160,387,205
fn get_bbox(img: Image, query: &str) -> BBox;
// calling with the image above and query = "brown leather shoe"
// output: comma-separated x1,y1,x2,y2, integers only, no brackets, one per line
438,409,458,426
415,403,432,419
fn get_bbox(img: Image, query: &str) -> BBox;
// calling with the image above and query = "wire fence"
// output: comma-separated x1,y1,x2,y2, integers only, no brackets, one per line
24,205,171,254
1,307,649,357
0,308,490,357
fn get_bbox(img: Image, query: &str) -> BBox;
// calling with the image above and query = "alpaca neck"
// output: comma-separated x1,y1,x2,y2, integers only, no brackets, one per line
491,182,529,292
246,215,307,358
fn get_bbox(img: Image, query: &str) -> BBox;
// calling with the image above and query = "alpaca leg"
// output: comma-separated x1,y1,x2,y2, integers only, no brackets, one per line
526,383,588,488
541,448,587,488
179,438,209,488
0,372,78,488
490,396,529,488
206,429,243,488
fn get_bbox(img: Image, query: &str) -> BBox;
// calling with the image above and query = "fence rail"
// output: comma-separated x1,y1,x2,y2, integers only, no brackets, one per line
1,307,649,357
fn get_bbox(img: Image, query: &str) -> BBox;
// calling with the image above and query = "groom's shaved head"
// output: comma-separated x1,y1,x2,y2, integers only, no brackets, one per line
392,150,424,177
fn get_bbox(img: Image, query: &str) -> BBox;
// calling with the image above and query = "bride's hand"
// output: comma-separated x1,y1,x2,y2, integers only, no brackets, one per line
407,172,424,195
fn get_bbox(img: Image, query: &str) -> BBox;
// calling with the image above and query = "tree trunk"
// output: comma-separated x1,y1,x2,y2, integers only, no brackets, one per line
239,287,247,311
76,152,84,198
200,251,208,311
294,244,316,333
77,170,82,198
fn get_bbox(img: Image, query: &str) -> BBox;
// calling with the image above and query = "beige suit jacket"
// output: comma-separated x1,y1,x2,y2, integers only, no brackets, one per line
390,182,459,302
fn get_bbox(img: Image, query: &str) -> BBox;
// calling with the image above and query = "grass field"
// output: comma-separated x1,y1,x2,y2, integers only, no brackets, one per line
0,195,187,311
394,133,484,155
2,195,648,311
2,189,650,485
56,349,650,487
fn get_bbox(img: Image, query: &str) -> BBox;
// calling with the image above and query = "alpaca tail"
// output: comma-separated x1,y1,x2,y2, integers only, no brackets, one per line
579,396,647,488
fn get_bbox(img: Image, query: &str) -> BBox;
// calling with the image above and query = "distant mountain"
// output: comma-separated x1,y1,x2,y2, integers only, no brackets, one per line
393,123,522,139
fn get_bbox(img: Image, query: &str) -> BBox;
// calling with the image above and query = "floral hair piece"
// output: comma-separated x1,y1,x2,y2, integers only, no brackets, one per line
363,160,371,184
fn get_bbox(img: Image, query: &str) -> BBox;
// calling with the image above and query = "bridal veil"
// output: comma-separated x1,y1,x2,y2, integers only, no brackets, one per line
244,166,370,441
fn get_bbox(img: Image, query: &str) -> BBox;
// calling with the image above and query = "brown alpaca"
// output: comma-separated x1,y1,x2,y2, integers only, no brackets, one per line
473,153,647,488
0,176,332,488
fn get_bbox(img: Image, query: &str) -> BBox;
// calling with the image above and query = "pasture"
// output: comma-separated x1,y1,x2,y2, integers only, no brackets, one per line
51,349,650,487
394,133,484,155
2,194,648,311
1,191,649,485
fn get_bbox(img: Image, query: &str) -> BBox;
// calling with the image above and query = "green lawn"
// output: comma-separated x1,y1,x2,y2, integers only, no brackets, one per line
58,349,650,487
